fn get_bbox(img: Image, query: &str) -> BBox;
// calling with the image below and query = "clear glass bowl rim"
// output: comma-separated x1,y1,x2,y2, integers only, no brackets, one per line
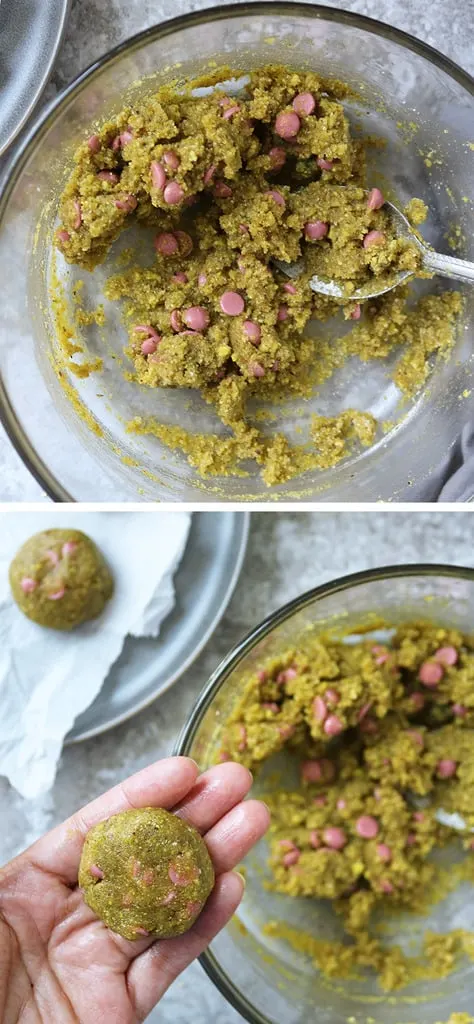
0,2,473,500
174,561,474,1024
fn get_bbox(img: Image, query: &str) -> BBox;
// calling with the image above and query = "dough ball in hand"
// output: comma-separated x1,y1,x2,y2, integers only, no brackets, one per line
78,807,215,940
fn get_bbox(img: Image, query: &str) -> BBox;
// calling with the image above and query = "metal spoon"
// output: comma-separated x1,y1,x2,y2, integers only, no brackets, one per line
409,795,474,834
275,194,474,301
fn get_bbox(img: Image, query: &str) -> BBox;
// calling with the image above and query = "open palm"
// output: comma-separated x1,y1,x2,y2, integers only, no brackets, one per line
0,756,269,1023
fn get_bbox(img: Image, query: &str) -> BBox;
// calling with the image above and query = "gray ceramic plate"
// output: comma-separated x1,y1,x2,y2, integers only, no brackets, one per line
66,511,250,743
0,0,70,155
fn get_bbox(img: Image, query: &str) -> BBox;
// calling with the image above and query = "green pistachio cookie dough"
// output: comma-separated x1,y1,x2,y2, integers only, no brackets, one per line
219,621,474,992
55,65,462,485
9,529,113,630
78,807,215,940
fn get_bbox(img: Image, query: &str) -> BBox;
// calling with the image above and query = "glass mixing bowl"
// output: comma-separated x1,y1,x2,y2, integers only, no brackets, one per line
176,564,474,1023
0,5,473,501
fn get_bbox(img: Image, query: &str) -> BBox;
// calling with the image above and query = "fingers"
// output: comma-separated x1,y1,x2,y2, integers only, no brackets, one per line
173,761,253,834
28,757,199,884
127,871,244,1021
204,799,270,874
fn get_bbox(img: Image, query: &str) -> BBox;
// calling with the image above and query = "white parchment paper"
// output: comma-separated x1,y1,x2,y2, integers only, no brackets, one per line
0,511,191,798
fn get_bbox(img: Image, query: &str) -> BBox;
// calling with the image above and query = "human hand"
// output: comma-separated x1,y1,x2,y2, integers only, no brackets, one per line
0,756,269,1023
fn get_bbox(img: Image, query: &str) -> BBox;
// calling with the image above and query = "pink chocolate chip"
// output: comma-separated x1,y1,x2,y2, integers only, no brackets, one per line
269,147,286,170
222,104,240,119
376,844,392,863
57,230,70,243
186,900,203,917
418,660,444,687
350,304,361,320
87,134,101,152
115,194,137,212
164,181,184,205
323,689,339,706
357,702,373,723
239,224,249,235
48,588,65,601
183,306,210,331
150,161,167,190
278,667,297,683
203,164,217,185
381,880,394,894
278,723,295,740
237,725,247,752
282,848,300,867
261,701,279,713
174,230,194,256
317,157,334,170
141,338,158,355
155,232,179,256
172,272,188,284
337,798,346,811
46,549,59,566
161,891,176,905
170,309,182,332
265,189,285,208
453,703,468,717
434,646,458,666
62,541,77,557
305,220,329,240
275,110,301,139
277,305,288,322
279,839,296,851
356,815,379,839
168,863,199,886
437,759,458,779
220,291,245,316
198,273,207,287
313,696,327,723
413,812,425,822
313,795,327,807
363,230,385,248
243,320,261,344
290,93,317,117
301,760,323,783
213,181,233,199
163,150,180,170
283,282,297,295
20,577,37,593
292,92,316,116
73,201,82,229
324,714,344,737
309,830,321,849
249,361,265,378
323,827,347,850
97,170,119,184
367,187,385,210
89,864,104,879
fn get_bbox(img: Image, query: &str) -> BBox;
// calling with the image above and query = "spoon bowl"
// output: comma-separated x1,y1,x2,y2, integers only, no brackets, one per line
275,191,474,300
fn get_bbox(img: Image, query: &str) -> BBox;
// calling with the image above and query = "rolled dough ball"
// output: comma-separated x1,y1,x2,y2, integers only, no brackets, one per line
9,528,113,630
78,807,215,940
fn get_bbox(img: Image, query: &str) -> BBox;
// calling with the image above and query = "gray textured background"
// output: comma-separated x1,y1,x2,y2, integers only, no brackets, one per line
0,0,473,500
2,508,474,1021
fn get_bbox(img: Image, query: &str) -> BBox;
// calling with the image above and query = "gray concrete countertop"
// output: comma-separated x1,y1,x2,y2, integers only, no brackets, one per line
0,0,473,500
2,509,474,1021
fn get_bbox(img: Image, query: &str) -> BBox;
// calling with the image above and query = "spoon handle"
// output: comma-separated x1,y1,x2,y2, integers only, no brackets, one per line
422,248,474,285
